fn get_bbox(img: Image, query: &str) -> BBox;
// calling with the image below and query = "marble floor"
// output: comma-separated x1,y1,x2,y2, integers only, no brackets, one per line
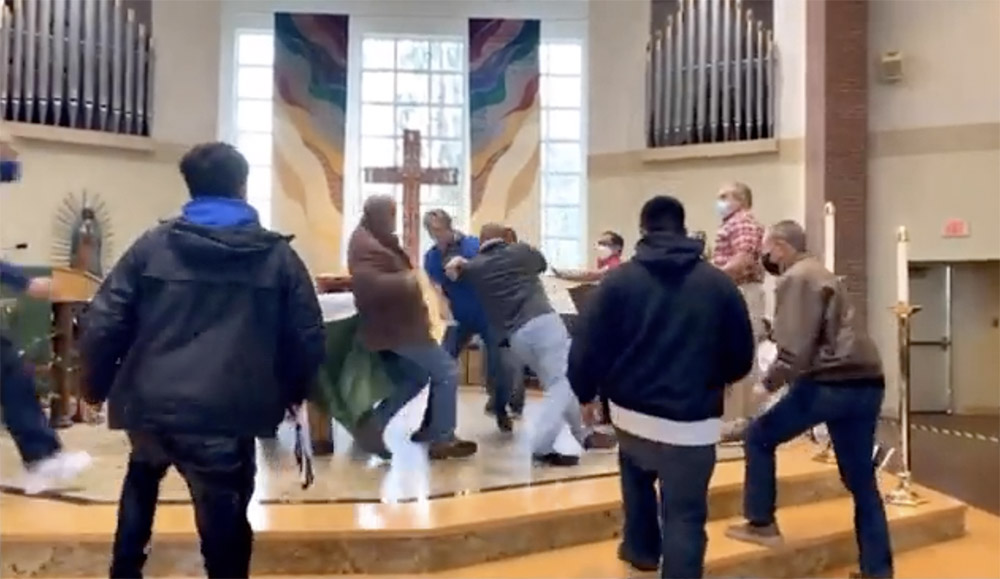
0,388,743,504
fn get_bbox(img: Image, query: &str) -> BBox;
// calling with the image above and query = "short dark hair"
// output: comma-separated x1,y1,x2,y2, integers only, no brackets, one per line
640,195,686,234
600,230,625,250
179,142,249,199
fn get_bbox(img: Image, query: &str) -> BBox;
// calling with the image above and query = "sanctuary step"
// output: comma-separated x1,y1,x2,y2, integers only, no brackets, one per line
0,446,967,577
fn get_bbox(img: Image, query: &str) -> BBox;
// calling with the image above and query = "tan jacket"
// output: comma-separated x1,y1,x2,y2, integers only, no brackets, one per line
765,255,883,386
347,226,433,351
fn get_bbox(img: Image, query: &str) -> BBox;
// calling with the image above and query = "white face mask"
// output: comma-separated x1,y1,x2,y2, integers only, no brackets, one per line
716,199,735,220
596,245,614,259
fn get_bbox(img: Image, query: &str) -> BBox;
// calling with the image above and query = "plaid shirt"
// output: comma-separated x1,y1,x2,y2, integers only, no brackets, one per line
712,209,765,285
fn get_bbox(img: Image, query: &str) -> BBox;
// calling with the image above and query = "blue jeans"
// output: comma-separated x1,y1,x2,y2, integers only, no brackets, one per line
375,343,458,442
617,429,716,578
744,377,893,578
441,322,519,416
509,313,588,455
0,338,61,464
111,432,256,579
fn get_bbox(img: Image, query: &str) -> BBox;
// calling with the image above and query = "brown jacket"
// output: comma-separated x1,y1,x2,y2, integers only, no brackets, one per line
766,255,883,386
347,225,432,351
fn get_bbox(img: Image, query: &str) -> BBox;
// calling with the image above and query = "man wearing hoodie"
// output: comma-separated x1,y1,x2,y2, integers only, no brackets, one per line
80,142,326,579
448,223,617,467
568,196,755,578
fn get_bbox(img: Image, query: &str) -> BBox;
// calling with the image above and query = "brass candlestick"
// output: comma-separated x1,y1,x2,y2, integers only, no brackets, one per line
884,301,927,507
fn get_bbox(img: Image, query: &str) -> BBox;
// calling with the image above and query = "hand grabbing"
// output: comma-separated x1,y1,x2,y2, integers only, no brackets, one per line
444,256,467,281
581,401,603,426
26,277,53,300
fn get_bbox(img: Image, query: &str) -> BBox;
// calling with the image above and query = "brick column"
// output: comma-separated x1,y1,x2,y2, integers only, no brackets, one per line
804,0,870,325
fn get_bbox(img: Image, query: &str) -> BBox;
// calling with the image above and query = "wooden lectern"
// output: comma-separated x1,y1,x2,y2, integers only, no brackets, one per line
49,267,101,427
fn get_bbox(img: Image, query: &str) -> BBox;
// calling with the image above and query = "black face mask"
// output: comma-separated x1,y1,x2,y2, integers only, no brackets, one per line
761,252,782,276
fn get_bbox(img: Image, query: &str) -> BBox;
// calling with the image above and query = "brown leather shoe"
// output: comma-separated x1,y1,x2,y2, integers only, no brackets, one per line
584,431,618,450
428,438,478,460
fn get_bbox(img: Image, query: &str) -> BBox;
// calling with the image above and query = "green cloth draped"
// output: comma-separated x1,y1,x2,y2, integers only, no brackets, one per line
309,315,393,433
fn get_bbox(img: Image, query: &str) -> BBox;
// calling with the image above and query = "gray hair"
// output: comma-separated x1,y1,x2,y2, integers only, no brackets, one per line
770,220,807,252
422,208,453,230
722,182,753,208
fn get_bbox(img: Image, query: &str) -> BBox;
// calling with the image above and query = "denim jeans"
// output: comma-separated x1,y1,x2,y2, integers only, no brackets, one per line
508,313,588,455
110,432,256,579
376,343,458,442
441,322,521,416
744,377,893,578
616,429,716,579
0,338,61,464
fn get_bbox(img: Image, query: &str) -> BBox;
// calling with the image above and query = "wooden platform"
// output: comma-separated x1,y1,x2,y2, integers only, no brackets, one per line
0,390,742,504
0,442,966,577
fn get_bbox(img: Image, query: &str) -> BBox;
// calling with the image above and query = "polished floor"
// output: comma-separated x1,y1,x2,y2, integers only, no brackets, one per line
0,388,742,504
877,413,1000,514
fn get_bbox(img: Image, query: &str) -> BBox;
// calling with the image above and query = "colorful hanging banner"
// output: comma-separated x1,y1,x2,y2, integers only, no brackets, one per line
468,19,541,235
273,13,349,273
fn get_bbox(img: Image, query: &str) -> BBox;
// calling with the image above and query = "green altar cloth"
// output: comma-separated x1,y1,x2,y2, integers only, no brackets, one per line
309,314,394,433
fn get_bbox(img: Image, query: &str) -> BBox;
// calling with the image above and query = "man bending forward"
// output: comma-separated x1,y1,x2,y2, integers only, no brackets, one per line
450,223,616,466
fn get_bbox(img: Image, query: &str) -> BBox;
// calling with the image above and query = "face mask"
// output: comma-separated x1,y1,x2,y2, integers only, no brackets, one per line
716,199,734,220
596,245,614,259
761,252,782,276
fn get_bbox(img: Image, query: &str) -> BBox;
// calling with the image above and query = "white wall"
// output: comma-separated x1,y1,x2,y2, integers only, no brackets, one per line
868,0,1000,131
151,0,224,145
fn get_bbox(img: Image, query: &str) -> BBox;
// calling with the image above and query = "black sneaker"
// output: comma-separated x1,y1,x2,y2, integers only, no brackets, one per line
483,400,496,416
849,571,894,578
428,438,479,460
724,521,784,548
617,542,659,572
354,410,391,460
496,413,514,433
533,452,580,467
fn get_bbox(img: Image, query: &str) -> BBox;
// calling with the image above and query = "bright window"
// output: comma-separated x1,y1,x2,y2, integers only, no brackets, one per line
539,42,586,269
228,30,587,264
233,31,274,229
357,36,467,258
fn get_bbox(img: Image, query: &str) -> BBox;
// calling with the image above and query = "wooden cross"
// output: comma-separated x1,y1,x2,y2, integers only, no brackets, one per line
363,129,459,264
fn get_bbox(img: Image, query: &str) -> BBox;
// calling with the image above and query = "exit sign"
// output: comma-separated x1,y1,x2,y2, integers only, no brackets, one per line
942,218,971,238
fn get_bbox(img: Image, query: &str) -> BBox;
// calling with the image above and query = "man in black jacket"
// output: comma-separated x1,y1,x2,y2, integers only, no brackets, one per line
568,196,755,578
81,142,325,579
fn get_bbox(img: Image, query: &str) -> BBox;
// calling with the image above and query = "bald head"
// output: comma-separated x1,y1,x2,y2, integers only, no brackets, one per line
361,194,397,236
479,222,508,243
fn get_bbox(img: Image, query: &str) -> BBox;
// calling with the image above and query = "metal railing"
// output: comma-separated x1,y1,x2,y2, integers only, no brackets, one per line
0,0,155,135
645,0,776,148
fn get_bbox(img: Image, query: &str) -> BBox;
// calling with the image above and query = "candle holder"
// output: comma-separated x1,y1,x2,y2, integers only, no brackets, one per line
884,301,928,507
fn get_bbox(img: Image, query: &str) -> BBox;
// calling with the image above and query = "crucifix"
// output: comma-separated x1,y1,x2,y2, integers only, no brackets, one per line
363,129,460,264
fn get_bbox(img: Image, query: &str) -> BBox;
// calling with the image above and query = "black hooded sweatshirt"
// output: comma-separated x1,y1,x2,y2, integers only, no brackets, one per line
81,219,325,437
568,232,754,444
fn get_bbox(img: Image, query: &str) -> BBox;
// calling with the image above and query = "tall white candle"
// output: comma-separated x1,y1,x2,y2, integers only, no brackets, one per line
823,202,836,272
896,226,910,304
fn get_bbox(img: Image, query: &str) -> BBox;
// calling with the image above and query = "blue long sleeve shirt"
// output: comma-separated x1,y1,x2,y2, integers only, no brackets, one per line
424,233,489,332
0,260,30,293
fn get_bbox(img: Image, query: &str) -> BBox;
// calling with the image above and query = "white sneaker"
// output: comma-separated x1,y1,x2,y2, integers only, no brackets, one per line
22,451,93,495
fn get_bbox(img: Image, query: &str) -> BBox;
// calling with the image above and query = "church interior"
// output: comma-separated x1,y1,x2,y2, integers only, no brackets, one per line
1,0,999,577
